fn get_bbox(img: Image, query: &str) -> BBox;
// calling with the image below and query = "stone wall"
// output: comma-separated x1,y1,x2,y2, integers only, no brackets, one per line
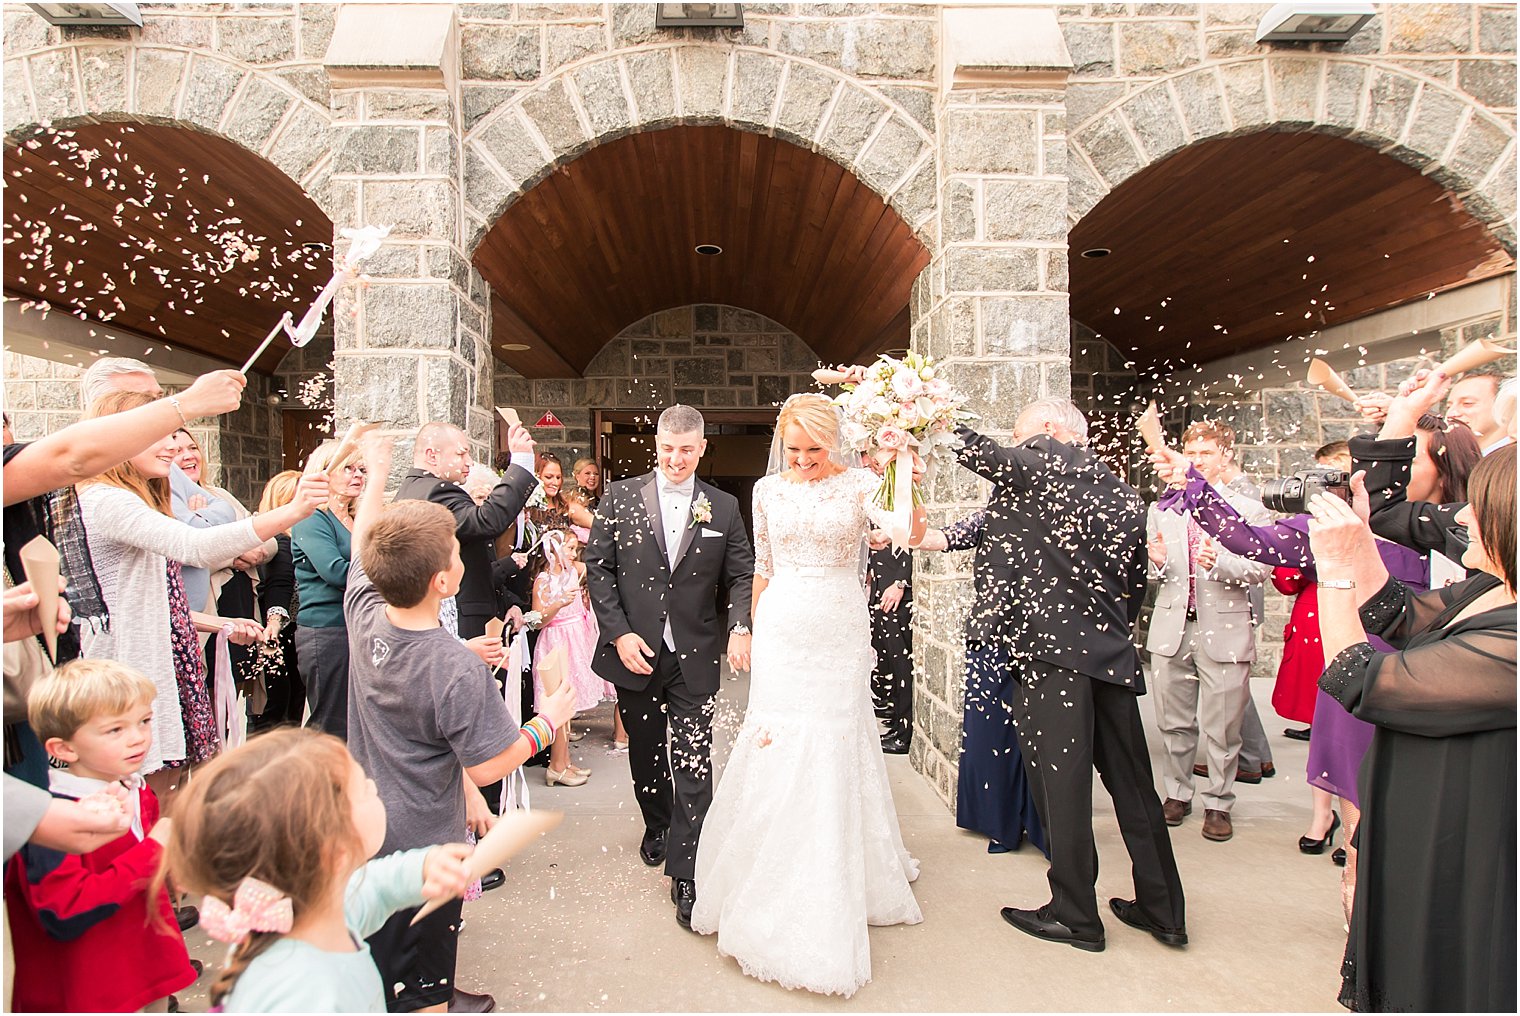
493,303,821,467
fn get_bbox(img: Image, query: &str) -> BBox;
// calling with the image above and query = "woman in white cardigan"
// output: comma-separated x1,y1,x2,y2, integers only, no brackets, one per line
76,392,328,796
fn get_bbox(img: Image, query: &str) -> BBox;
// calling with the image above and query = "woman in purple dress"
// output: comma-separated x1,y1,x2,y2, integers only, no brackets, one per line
1146,446,1429,869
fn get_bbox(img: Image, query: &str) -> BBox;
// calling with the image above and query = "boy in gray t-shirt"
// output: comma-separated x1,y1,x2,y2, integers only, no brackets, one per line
343,434,576,1013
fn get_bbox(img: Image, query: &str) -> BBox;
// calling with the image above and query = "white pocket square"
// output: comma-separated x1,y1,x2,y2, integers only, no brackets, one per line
701,528,722,538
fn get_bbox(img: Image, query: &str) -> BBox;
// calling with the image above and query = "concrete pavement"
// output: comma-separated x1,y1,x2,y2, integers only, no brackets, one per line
181,672,1350,1012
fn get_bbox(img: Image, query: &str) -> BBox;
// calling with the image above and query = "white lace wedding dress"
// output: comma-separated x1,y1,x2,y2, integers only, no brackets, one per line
691,467,922,998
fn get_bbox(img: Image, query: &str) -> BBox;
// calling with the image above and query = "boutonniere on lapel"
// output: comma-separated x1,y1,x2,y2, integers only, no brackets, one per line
689,493,713,529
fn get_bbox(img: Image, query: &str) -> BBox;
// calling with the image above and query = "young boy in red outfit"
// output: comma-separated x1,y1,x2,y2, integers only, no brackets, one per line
5,659,197,1012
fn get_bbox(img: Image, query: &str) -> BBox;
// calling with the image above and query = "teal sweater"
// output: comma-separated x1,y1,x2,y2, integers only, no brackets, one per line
290,509,352,628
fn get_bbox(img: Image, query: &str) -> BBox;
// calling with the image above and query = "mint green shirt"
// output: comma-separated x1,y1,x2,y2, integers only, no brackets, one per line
223,849,428,1013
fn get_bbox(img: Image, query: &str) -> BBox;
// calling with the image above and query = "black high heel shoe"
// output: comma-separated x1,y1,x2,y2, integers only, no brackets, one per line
1299,812,1341,854
1332,847,1347,866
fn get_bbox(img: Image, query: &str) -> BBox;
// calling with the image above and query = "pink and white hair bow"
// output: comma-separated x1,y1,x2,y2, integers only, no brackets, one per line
200,877,294,944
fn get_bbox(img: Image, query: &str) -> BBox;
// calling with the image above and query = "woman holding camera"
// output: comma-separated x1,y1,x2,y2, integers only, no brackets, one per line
1306,446,1515,1013
1148,444,1429,865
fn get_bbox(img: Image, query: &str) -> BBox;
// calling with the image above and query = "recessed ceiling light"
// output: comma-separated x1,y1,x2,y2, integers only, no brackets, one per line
301,241,332,252
695,244,722,256
501,343,531,351
1080,247,1112,259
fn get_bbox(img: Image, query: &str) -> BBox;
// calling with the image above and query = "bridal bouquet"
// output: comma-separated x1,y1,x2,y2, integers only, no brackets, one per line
813,352,975,546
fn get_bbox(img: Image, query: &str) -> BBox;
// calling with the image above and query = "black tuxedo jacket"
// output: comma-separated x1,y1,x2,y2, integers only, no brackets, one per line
584,472,754,695
395,465,537,621
956,426,1148,691
867,545,913,602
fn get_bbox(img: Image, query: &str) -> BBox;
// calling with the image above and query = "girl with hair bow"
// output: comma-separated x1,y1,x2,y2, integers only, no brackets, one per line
531,529,603,787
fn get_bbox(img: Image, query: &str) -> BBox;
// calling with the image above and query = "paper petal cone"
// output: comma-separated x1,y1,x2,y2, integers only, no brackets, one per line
1137,401,1165,453
484,617,505,640
496,407,522,428
1306,358,1358,404
409,810,563,924
537,646,566,697
812,368,854,385
18,536,62,661
1437,336,1517,377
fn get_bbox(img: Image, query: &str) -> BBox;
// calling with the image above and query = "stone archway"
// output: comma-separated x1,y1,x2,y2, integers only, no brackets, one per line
3,41,334,215
462,44,939,253
1067,55,1516,251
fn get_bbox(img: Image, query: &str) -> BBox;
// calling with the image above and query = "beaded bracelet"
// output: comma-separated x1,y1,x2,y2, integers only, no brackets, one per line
520,715,556,755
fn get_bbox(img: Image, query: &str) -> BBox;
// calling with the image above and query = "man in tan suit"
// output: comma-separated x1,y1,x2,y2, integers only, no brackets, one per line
1146,422,1271,843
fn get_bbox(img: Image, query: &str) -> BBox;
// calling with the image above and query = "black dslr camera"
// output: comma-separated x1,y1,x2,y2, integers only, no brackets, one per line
1261,468,1351,514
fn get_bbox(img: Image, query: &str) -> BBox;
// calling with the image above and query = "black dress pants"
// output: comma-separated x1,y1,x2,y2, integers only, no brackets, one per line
615,644,715,880
1011,658,1186,939
870,599,913,740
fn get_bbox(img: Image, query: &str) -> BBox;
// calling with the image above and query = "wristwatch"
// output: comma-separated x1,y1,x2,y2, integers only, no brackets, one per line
729,624,751,636
1318,578,1356,590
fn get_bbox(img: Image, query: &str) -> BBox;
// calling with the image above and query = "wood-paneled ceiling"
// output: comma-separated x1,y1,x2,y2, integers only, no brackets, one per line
4,122,332,374
474,125,930,378
1070,130,1514,367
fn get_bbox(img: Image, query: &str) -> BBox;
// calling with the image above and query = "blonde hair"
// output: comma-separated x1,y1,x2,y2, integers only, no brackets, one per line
155,728,364,1007
79,391,172,515
258,470,302,532
303,439,357,476
776,394,840,448
29,659,156,742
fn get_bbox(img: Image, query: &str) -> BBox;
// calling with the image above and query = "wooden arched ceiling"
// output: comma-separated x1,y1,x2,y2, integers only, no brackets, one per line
3,122,332,374
474,125,930,379
1070,131,1514,367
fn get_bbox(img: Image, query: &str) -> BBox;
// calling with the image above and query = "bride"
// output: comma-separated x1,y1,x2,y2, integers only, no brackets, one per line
691,393,924,998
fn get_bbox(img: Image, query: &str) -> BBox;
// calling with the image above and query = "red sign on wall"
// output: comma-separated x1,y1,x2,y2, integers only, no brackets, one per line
534,410,564,428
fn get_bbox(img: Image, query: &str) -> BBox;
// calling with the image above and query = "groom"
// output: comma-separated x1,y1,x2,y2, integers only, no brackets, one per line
584,404,754,929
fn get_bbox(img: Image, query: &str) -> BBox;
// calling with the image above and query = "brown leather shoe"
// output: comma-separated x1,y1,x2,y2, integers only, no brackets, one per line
1202,809,1233,841
1195,763,1263,784
1162,798,1192,826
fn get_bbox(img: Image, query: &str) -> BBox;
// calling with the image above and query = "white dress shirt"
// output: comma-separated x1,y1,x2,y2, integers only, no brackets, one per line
658,473,694,650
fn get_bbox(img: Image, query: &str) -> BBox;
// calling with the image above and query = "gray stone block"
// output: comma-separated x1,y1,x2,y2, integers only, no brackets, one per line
299,3,335,61
1264,390,1319,443
217,14,296,64
1389,4,1473,53
857,114,924,195
477,110,551,186
1118,20,1199,77
463,85,518,131
779,334,819,371
1480,6,1516,53
78,46,129,113
545,23,604,73
1363,68,1419,144
890,158,936,234
1268,58,1321,125
879,84,934,133
1447,113,1513,191
1172,68,1228,142
225,78,292,153
1066,81,1126,130
776,19,847,72
267,104,331,182
1206,28,1264,59
366,88,452,123
981,296,1070,355
1220,61,1270,130
673,357,726,385
819,86,887,165
361,284,456,349
940,358,1043,429
424,357,471,428
729,50,784,129
28,50,78,122
425,126,458,177
849,17,936,80
1458,59,1517,109
522,79,587,157
775,62,837,146
1063,21,1115,75
944,107,1037,175
4,10,52,52
571,58,633,140
139,14,211,48
533,378,572,405
983,180,1066,243
182,55,245,131
625,50,676,127
461,24,542,81
1404,86,1470,166
942,178,976,243
334,126,417,174
1118,84,1186,163
5,59,33,132
756,374,792,405
610,3,658,48
1077,112,1143,188
336,354,421,427
677,47,728,122
1321,60,1366,131
277,66,329,107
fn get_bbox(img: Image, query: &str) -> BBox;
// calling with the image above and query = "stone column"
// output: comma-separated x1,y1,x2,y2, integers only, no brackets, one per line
322,4,495,469
909,5,1074,805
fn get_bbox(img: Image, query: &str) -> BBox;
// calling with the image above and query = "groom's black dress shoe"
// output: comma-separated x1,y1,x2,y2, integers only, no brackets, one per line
1000,905,1105,952
640,827,668,867
880,732,909,754
671,877,696,930
1108,898,1188,947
